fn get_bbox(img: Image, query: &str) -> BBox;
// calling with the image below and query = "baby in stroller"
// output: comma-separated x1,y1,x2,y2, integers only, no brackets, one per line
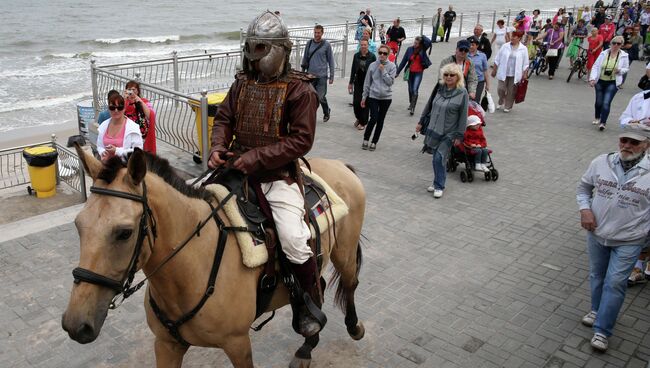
464,115,490,173
446,102,499,182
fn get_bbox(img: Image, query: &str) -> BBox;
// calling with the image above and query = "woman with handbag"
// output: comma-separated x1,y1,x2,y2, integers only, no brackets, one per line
539,22,565,80
415,63,468,199
396,36,432,115
589,36,629,131
491,30,529,113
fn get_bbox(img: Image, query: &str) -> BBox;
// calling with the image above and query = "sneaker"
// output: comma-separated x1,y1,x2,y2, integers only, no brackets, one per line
497,104,504,110
628,267,647,286
369,143,376,151
581,311,597,327
503,108,510,113
599,123,606,131
427,186,436,192
475,164,483,171
433,189,443,198
592,119,600,125
590,333,608,352
481,164,490,172
361,140,369,150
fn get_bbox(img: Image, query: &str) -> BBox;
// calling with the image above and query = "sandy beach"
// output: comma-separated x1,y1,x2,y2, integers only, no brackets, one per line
0,122,78,150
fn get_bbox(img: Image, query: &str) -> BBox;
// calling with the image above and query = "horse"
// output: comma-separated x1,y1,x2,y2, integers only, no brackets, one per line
61,146,366,368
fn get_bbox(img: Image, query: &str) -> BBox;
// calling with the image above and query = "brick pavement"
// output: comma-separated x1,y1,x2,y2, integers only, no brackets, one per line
1,39,649,367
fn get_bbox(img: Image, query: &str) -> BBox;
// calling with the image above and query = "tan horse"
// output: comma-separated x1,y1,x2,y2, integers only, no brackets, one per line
61,147,366,368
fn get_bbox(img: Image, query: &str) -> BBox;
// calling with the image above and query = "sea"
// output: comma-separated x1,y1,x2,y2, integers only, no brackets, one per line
0,0,568,134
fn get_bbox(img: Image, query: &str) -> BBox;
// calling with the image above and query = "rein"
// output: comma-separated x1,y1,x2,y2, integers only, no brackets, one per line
71,180,233,310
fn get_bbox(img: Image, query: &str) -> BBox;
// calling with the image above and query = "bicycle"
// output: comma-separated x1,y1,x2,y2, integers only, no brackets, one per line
527,42,548,78
567,46,588,83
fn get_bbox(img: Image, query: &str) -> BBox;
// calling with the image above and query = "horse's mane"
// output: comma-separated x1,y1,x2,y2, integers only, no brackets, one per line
97,153,211,200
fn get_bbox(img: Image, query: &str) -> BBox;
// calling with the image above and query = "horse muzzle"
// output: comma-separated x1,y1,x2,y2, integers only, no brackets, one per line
61,312,99,344
61,283,112,344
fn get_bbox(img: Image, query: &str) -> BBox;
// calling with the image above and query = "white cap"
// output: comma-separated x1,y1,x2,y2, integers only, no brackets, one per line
620,123,650,141
467,115,482,126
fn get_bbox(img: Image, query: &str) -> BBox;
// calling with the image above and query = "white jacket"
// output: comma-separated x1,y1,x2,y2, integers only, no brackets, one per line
589,49,629,87
97,117,143,160
493,42,529,84
620,90,650,127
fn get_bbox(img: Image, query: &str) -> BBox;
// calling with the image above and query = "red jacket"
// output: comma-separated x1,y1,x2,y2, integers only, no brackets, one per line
463,126,487,148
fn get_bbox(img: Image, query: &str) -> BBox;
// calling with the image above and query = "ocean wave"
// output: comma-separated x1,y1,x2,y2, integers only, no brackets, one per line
0,65,85,78
90,35,181,45
0,92,90,114
0,118,72,133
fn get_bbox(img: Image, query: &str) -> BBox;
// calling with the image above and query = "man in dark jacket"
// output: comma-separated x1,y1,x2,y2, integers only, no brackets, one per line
473,24,492,60
443,5,457,42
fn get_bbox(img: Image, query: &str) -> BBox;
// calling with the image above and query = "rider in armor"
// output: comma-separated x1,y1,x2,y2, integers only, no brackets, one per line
208,10,323,337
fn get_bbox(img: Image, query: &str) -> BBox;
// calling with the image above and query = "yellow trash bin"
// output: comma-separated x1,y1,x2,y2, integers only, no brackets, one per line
190,92,227,163
23,146,58,198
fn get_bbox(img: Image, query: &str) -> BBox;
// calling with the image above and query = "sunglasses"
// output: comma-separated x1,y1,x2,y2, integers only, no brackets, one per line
610,42,622,45
458,48,469,52
620,137,642,145
378,51,389,55
108,105,125,111
443,73,457,77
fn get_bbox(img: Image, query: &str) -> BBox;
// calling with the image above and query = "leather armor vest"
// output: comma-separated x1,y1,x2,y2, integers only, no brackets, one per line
234,80,289,151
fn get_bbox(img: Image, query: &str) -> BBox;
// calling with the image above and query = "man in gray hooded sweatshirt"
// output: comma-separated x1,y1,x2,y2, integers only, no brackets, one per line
576,123,650,352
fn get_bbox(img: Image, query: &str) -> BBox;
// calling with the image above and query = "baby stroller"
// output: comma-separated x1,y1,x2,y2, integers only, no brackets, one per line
446,102,499,182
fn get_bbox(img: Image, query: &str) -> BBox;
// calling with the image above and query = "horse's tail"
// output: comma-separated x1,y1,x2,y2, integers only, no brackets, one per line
331,237,364,312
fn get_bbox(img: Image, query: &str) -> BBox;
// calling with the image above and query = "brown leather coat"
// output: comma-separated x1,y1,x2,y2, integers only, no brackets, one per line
210,72,318,178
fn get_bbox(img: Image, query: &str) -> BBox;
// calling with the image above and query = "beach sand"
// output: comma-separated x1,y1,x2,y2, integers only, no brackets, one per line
0,122,79,150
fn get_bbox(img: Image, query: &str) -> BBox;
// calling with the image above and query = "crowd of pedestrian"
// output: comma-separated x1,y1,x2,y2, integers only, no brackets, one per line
295,1,650,355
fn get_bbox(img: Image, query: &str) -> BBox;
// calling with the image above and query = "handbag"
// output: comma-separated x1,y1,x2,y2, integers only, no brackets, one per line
403,67,410,81
486,92,496,113
546,48,559,57
515,79,528,104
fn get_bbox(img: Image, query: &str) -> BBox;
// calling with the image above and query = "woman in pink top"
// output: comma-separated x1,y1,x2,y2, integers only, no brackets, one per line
97,94,143,163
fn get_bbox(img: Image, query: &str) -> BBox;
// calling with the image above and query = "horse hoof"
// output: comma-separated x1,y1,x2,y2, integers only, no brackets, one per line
350,321,365,340
289,357,311,368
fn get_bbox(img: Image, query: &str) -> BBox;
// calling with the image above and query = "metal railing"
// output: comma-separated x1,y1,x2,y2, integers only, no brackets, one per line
90,5,603,169
0,136,87,201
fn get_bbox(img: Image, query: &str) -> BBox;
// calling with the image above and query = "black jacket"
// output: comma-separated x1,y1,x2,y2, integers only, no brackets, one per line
349,51,377,84
478,34,492,60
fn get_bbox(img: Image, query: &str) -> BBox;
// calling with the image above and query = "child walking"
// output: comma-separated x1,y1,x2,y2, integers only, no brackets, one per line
463,115,490,172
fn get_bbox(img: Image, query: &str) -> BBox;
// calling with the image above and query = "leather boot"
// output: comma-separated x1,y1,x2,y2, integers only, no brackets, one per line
290,257,325,337
410,93,418,115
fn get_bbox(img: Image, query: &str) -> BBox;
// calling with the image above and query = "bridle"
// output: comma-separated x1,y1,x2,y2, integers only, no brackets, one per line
72,181,158,309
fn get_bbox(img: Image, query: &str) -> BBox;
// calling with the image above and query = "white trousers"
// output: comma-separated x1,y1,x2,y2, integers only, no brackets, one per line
261,180,313,264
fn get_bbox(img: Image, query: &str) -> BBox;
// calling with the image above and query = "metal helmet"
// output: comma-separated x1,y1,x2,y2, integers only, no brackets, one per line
243,10,293,78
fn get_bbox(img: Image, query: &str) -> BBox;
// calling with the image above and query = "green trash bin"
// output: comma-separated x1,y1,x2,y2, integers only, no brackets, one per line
23,146,58,198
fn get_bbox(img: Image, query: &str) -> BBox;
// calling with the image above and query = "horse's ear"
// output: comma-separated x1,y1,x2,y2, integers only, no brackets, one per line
126,148,146,186
74,142,101,180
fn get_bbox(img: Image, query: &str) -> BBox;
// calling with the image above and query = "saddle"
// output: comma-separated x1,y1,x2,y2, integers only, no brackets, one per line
203,166,341,328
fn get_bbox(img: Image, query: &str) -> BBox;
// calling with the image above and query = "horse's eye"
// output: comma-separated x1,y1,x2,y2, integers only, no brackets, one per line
116,229,133,241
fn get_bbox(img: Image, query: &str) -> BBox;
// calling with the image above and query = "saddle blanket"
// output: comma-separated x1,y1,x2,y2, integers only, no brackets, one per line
204,170,348,268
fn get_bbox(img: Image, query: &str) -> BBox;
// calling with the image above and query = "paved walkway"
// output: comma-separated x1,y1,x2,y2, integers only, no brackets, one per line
1,39,649,368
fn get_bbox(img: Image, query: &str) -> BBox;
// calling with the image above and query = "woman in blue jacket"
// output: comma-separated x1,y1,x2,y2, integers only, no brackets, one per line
396,36,432,115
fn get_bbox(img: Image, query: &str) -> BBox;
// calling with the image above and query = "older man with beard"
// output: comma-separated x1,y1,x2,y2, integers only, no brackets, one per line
576,123,650,352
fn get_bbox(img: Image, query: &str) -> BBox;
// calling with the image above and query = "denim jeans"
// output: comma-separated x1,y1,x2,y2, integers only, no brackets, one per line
311,77,330,115
594,79,618,125
407,72,423,101
587,233,644,336
431,139,452,190
363,98,392,144
469,147,489,164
